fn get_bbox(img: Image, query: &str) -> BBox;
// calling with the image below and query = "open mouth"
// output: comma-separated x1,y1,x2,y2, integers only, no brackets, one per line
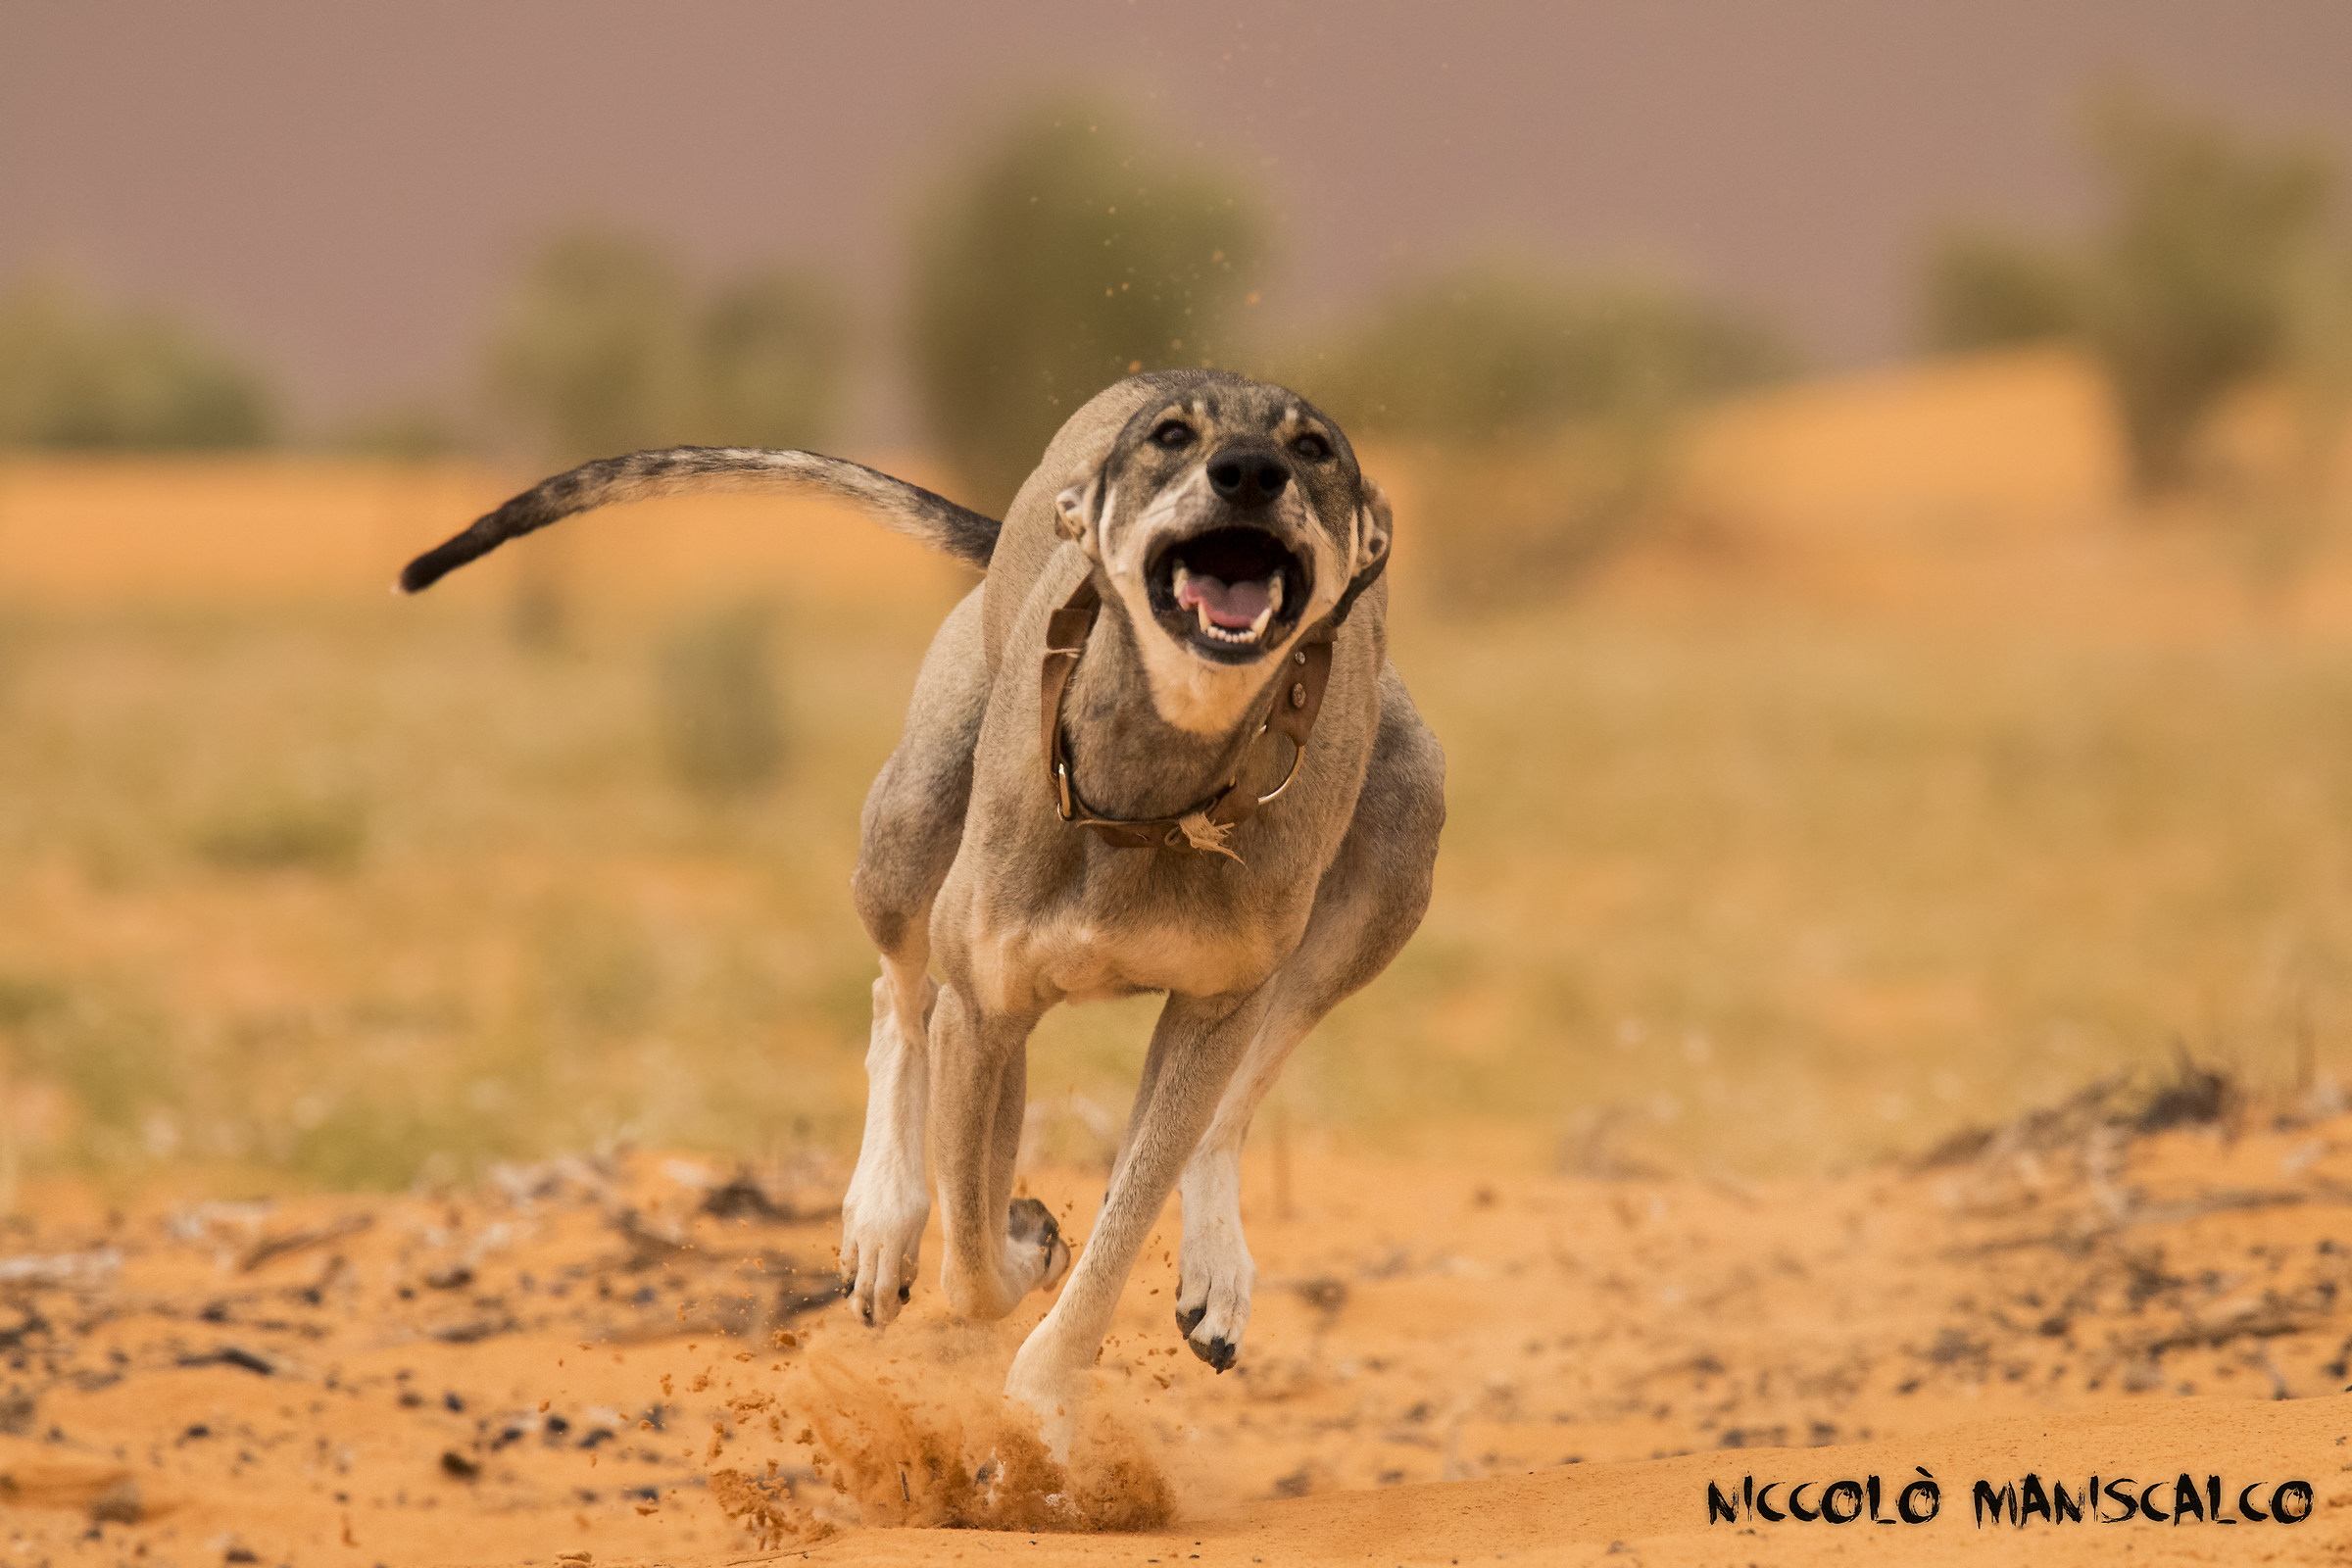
1146,526,1310,662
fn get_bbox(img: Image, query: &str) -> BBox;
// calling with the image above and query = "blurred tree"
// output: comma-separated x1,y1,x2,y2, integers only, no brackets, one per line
487,228,850,466
2085,92,2335,493
1300,265,1794,442
336,401,470,460
1917,91,2338,495
0,275,275,450
695,267,849,451
907,100,1268,511
486,228,696,465
1920,227,2087,352
1289,264,1795,607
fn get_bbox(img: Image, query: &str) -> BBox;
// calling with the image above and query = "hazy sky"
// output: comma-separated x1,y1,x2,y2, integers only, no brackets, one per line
8,0,2352,437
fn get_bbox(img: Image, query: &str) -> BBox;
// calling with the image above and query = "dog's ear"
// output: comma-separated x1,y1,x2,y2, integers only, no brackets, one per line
1354,475,1394,573
1054,470,1105,555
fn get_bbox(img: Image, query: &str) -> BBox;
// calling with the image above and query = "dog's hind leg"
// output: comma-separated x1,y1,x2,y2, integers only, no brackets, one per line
1174,671,1446,1368
839,588,988,1328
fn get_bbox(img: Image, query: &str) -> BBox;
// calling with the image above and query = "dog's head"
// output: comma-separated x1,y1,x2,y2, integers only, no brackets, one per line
1054,373,1390,731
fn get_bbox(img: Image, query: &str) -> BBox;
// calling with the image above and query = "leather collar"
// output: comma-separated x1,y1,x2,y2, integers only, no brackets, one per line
1038,558,1379,855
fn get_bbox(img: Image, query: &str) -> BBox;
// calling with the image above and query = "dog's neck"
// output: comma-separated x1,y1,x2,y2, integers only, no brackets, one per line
1060,592,1291,821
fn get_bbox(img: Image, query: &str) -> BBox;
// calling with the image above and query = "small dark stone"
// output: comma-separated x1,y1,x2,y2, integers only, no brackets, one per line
701,1172,791,1222
1294,1276,1349,1315
439,1450,480,1481
88,1476,142,1524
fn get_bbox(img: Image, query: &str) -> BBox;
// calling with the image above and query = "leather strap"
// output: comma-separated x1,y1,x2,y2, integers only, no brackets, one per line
1041,576,1338,854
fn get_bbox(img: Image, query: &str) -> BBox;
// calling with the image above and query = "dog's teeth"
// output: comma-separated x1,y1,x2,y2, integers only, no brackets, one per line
1248,604,1273,638
1174,564,1192,599
1196,602,1216,635
1267,575,1284,612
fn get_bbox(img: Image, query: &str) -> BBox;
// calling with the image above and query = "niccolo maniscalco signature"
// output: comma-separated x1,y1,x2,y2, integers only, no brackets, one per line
1707,1469,2315,1528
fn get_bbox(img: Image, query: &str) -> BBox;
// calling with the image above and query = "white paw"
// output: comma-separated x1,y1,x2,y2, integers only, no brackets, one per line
1173,1213,1254,1371
1004,1332,1081,1464
838,1174,929,1328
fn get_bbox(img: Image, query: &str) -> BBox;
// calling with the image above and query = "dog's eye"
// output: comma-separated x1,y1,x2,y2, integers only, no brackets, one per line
1152,421,1194,450
1292,433,1331,462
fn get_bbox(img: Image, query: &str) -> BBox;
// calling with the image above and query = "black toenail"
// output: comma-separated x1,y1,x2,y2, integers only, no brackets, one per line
898,1283,910,1303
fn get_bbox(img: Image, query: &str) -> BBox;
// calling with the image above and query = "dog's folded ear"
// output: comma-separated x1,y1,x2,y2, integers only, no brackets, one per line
1054,471,1105,553
1355,475,1395,573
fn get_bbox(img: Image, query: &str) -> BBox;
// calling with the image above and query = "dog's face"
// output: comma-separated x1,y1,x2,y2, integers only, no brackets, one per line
1055,375,1390,732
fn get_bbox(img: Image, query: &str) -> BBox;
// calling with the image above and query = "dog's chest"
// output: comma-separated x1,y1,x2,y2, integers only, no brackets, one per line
967,893,1293,1011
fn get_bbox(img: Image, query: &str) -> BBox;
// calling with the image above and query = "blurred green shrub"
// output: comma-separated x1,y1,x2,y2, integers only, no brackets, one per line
1920,91,2339,494
487,228,848,466
656,605,787,799
487,229,696,463
1920,228,2087,352
907,100,1268,511
193,796,368,872
697,268,851,450
2087,93,2335,493
0,974,175,1165
1291,264,1794,605
1300,265,1794,442
0,275,276,450
334,401,471,460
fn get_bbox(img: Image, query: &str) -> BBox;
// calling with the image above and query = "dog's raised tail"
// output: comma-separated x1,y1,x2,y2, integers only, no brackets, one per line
396,446,1002,594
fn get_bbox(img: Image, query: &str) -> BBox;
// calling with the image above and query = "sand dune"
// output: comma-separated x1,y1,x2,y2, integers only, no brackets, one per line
7,347,2344,641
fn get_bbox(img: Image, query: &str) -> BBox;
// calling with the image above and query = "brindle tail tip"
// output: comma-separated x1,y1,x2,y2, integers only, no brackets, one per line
396,535,475,595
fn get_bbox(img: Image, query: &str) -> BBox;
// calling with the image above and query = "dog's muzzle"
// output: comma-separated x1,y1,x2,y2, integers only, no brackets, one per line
1145,524,1310,664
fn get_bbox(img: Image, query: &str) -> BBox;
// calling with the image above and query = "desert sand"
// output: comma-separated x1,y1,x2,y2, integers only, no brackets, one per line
5,347,2352,1564
2,1082,2351,1565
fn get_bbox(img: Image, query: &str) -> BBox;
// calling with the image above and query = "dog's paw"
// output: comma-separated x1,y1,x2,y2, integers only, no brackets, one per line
1173,1226,1254,1371
1004,1332,1082,1464
838,1180,930,1329
1004,1196,1072,1298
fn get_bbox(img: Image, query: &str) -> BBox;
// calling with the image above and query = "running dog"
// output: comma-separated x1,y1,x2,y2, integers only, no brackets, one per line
400,370,1445,1445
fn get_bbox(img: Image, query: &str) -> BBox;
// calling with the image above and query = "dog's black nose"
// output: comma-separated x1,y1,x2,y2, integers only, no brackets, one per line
1205,447,1290,509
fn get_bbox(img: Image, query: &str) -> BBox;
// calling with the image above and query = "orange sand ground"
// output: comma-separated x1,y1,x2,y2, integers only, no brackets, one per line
4,1101,2352,1565
7,349,2352,1565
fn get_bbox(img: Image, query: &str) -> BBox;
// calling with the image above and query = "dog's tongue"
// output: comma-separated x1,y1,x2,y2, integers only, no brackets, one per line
1177,572,1273,629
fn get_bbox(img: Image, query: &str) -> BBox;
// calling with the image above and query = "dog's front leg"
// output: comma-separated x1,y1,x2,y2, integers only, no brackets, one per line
839,954,937,1327
1004,985,1270,1449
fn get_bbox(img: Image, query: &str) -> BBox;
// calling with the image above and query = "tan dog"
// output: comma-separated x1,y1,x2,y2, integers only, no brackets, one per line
400,371,1445,1446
